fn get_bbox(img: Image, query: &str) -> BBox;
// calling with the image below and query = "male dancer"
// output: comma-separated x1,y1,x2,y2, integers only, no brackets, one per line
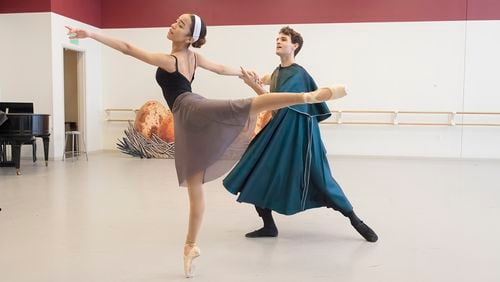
224,27,378,242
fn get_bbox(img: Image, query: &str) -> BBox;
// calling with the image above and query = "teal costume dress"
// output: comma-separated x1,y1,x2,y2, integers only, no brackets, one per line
223,64,353,215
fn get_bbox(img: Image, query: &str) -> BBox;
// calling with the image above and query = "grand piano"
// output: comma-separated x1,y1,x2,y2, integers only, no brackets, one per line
0,102,50,175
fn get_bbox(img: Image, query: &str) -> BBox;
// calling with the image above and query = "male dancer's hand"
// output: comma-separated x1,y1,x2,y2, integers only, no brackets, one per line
240,67,268,95
239,67,262,87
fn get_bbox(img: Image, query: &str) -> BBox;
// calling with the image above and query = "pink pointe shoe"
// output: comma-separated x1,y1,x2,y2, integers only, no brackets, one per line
184,244,201,278
304,85,348,103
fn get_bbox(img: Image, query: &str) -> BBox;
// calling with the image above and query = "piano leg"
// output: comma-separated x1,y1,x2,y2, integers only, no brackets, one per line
32,141,37,163
11,142,22,175
42,136,50,166
0,141,5,162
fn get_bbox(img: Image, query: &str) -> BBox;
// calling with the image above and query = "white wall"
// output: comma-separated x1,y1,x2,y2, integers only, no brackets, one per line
0,12,103,159
102,21,500,159
101,28,167,149
462,21,500,159
0,13,54,158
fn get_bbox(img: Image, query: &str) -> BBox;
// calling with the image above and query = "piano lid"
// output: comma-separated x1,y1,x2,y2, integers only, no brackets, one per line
0,102,34,114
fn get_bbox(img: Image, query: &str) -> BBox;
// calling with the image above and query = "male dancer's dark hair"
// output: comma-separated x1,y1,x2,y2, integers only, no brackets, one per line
279,26,303,56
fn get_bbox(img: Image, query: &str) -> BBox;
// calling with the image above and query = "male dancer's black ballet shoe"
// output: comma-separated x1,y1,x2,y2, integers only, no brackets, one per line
245,227,279,238
304,85,348,103
351,220,378,242
246,207,278,238
347,212,378,242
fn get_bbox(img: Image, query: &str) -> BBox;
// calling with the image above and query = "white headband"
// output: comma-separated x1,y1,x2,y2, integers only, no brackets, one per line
192,14,202,42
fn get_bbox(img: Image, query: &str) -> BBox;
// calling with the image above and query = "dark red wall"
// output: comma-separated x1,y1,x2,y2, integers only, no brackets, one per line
1,0,499,28
468,0,500,20
51,0,101,27
0,0,51,13
100,0,468,28
0,0,101,26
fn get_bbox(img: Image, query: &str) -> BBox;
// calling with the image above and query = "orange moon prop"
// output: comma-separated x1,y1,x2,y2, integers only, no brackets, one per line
134,100,175,143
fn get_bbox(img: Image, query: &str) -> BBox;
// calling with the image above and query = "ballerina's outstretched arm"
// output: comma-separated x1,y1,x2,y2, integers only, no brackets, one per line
194,52,245,76
65,26,176,71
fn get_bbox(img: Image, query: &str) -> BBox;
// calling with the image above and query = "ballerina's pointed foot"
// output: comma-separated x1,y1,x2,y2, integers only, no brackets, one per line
184,244,201,278
304,85,348,103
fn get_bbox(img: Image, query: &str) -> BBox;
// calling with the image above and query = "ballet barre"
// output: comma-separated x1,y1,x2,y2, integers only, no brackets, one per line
322,110,500,127
104,108,500,127
105,108,137,122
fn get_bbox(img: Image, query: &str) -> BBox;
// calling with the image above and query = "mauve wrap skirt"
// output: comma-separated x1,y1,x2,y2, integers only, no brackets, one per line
172,92,256,186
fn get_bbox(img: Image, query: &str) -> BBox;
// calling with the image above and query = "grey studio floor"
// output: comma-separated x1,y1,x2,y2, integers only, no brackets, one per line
1,151,499,282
